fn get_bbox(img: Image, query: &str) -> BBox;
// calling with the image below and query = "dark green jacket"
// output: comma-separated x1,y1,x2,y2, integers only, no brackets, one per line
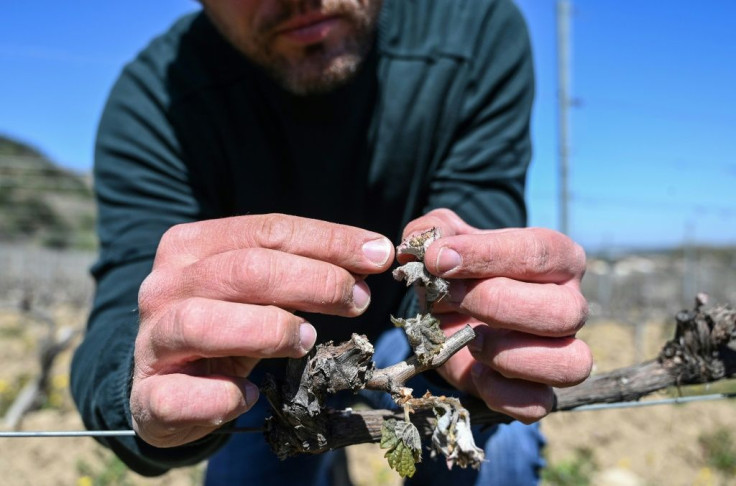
71,0,534,476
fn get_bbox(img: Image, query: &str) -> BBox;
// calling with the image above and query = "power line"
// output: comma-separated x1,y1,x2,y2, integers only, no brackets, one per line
529,192,736,218
583,96,736,128
571,194,736,218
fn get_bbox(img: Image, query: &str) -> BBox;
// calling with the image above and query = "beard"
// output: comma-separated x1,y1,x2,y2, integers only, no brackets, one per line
214,0,383,96
262,33,372,96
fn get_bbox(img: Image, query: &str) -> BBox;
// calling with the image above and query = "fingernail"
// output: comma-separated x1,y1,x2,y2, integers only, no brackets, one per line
244,382,260,408
353,281,371,311
467,329,484,354
436,247,462,274
362,238,392,266
299,322,317,352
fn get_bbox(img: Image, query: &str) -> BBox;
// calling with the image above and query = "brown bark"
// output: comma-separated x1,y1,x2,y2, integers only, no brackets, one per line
266,296,736,456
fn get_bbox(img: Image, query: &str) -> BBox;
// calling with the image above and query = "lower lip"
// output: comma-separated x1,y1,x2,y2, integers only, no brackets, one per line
278,17,341,45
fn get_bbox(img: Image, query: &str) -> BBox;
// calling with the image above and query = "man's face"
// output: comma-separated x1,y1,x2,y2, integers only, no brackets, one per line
201,0,383,95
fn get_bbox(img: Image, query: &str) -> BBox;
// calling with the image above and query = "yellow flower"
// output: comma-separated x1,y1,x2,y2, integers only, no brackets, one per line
694,467,715,486
52,374,69,390
76,476,93,486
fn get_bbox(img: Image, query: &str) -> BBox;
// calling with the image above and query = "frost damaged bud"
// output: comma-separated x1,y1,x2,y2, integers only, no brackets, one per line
393,228,449,309
391,314,446,365
430,398,485,470
263,334,375,459
392,262,449,305
396,227,440,260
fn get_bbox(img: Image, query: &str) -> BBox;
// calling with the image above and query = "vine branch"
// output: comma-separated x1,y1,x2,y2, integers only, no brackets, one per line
264,294,736,456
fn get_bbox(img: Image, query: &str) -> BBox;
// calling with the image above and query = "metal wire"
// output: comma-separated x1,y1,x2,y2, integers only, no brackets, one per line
1,394,735,438
562,392,736,412
0,427,263,439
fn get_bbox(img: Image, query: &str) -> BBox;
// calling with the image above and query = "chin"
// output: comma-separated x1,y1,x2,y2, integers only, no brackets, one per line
267,39,367,95
283,56,362,94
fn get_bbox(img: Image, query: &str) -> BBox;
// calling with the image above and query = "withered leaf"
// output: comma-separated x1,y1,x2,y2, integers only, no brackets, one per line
391,314,446,365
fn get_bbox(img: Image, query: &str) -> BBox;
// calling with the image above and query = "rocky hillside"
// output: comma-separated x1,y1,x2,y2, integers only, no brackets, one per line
0,134,95,249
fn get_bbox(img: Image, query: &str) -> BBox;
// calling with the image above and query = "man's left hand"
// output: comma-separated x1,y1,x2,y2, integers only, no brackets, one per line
401,209,593,423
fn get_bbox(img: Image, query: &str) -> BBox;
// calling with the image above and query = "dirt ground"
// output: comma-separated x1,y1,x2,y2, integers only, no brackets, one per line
542,320,736,486
1,307,735,485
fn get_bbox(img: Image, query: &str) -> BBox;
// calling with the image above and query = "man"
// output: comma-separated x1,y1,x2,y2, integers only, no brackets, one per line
71,0,592,484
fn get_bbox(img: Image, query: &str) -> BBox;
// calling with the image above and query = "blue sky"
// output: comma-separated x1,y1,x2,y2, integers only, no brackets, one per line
1,1,734,251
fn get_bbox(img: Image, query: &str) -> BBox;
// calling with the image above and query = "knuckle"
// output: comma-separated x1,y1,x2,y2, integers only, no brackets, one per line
147,383,181,425
525,228,552,274
238,249,277,295
562,341,594,385
262,307,299,356
171,298,206,350
257,213,295,250
314,265,354,309
138,272,165,318
158,222,199,257
320,226,353,262
477,280,507,322
568,292,589,333
573,242,587,277
138,267,182,321
328,266,352,307
550,289,588,335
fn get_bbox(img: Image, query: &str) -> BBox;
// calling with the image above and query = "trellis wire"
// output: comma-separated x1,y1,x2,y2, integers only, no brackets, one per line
563,392,736,412
0,427,263,438
1,393,735,438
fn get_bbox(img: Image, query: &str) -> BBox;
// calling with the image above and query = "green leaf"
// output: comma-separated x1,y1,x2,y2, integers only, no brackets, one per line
380,419,422,478
380,419,400,450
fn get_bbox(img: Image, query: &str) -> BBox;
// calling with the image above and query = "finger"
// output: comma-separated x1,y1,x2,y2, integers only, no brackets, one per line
205,356,261,379
451,277,588,337
131,374,258,447
424,227,586,282
141,248,372,318
155,214,394,273
398,209,476,264
471,366,555,423
141,298,318,366
467,327,593,387
401,208,476,242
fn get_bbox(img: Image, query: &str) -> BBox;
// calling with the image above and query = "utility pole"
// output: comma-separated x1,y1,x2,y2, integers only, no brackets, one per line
556,0,572,236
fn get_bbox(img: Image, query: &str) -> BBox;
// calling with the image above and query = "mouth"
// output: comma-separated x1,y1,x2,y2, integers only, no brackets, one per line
273,13,344,46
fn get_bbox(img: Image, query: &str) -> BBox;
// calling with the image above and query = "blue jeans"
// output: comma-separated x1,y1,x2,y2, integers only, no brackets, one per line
205,328,545,485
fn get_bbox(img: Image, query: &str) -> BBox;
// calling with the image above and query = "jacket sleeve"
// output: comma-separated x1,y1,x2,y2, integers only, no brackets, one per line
426,0,534,230
69,55,229,476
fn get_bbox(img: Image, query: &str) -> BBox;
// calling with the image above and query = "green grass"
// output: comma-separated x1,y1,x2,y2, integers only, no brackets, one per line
542,446,597,486
699,428,736,477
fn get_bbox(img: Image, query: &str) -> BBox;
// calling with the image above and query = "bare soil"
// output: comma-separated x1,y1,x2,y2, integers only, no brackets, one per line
1,308,734,485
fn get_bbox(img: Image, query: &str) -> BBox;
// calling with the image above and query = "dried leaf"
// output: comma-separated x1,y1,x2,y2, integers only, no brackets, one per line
380,419,422,478
430,399,485,469
392,262,449,305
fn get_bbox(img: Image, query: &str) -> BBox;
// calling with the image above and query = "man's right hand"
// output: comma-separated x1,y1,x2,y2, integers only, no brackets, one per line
131,214,394,447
